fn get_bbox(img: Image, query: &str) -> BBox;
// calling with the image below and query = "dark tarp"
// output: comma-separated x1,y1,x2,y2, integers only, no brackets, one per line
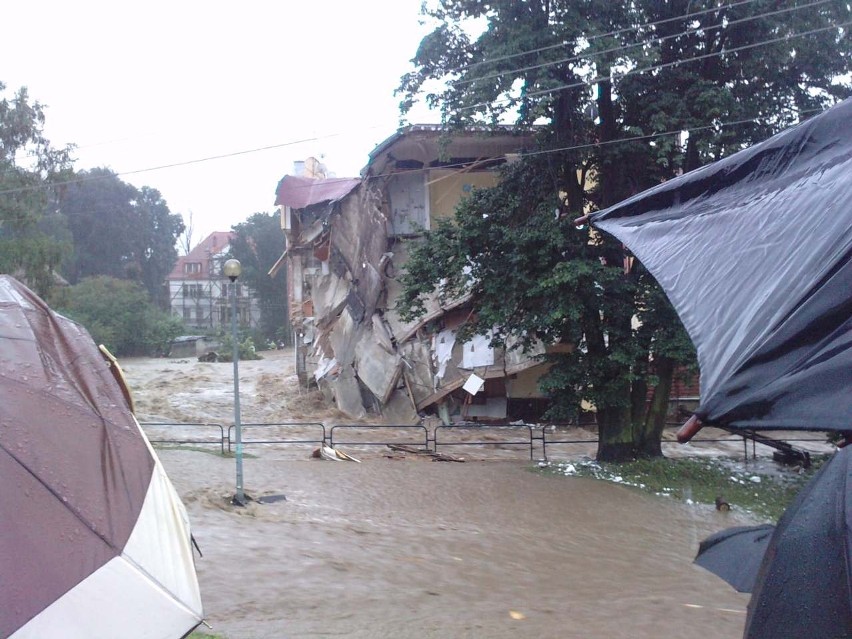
590,98,852,431
692,447,852,638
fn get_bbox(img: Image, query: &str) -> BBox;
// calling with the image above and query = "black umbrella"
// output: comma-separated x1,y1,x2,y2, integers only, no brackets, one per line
741,445,852,639
694,447,852,637
586,98,852,437
694,524,775,593
584,100,852,637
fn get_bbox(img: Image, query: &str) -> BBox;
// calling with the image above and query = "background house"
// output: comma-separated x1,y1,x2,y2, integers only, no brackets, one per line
166,231,259,332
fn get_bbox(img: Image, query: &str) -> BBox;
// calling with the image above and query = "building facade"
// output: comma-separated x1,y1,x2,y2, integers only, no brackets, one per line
166,231,259,332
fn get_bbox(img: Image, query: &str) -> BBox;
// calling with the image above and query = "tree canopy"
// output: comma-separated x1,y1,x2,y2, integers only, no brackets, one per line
0,83,74,296
59,168,184,305
228,211,290,343
396,0,851,460
55,275,183,357
1,81,186,307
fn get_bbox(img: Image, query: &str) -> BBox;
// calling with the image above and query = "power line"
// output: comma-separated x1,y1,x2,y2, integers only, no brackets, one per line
454,0,834,88
0,104,829,212
0,130,363,197
0,0,814,179
361,108,822,181
457,19,851,112
521,108,821,159
3,2,762,177
1,19,845,202
448,0,764,75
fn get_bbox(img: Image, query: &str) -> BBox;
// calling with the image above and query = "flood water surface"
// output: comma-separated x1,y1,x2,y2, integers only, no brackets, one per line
160,451,751,639
123,353,753,638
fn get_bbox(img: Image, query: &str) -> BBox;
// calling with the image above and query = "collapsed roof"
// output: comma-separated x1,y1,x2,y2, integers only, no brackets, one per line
274,175,361,209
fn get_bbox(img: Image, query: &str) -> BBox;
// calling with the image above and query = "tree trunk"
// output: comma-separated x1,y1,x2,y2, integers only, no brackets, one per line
684,133,702,173
596,403,635,462
554,92,585,214
638,356,675,458
582,299,635,462
629,360,648,431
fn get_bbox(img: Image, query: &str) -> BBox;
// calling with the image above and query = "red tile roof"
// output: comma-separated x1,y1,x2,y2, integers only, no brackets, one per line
167,231,234,280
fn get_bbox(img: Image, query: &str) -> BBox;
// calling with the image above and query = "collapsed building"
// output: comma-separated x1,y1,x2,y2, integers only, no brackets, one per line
273,127,555,424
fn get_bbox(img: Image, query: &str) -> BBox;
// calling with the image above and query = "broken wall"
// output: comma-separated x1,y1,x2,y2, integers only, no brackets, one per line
288,131,553,425
304,183,420,423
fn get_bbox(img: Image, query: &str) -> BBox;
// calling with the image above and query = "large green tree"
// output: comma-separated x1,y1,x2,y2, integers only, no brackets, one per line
55,276,183,357
396,0,851,461
228,211,290,343
0,83,74,297
60,168,184,305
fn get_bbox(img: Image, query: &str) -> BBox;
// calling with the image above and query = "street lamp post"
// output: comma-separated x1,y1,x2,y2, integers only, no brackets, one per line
223,258,245,505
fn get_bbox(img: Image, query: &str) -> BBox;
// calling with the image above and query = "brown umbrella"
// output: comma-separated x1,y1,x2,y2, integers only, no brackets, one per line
0,275,203,638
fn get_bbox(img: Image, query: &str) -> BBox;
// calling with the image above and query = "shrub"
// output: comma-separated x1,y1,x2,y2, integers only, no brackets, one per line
216,331,262,361
56,276,183,356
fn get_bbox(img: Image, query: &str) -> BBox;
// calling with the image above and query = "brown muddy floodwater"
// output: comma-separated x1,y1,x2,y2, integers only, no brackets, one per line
162,453,751,639
123,351,758,638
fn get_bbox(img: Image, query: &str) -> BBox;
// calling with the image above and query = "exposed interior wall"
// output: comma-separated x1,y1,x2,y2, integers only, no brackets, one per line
506,364,551,399
387,172,428,236
427,170,500,223
283,132,555,424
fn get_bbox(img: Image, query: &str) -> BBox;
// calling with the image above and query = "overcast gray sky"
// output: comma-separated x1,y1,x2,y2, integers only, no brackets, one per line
3,0,438,243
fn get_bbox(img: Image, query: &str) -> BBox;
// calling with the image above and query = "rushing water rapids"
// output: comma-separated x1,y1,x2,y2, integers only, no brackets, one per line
123,350,758,638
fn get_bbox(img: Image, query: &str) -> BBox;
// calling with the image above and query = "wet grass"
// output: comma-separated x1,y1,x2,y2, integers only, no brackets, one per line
539,454,830,522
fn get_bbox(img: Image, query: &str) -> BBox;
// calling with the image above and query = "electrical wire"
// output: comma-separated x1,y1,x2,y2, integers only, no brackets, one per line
361,107,822,179
2,0,764,172
5,3,836,173
0,131,360,196
0,21,846,201
445,0,766,75
520,109,820,158
457,19,851,112
453,0,835,87
0,105,822,224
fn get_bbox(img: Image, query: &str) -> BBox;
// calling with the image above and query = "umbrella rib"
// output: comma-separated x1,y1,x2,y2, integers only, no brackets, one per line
117,552,203,622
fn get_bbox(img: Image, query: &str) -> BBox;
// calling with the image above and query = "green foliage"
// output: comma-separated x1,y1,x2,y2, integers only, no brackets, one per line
56,276,184,356
0,82,74,297
59,168,184,304
0,82,184,303
397,154,688,436
396,0,849,460
215,330,263,362
228,211,289,342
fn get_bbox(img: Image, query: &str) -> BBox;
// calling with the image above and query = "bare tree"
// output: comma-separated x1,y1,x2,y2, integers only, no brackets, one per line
178,211,195,255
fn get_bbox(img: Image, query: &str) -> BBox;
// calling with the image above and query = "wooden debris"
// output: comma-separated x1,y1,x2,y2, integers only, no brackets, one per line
387,444,465,462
